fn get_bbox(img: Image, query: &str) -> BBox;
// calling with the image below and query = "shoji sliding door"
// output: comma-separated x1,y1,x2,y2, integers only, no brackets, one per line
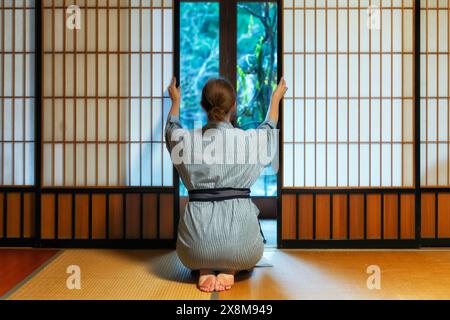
420,0,450,245
280,0,417,247
41,0,176,246
0,0,36,243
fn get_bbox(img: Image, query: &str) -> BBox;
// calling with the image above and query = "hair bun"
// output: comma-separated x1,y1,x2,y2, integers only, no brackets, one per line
201,78,236,122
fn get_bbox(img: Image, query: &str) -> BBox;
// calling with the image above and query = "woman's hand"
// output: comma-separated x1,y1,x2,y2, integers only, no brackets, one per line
271,77,288,103
168,77,181,116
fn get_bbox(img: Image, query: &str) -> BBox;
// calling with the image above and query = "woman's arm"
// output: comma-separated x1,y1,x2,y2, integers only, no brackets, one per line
165,77,183,153
168,77,181,117
254,78,288,169
266,77,288,125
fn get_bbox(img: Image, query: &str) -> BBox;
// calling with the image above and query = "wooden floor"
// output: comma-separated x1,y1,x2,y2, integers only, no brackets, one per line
219,249,450,300
0,249,60,298
2,248,450,300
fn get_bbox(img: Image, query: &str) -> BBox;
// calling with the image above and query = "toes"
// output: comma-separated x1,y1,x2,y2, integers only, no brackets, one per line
217,274,235,286
198,275,216,292
199,273,235,292
214,278,228,292
215,282,225,292
208,281,216,292
199,283,214,292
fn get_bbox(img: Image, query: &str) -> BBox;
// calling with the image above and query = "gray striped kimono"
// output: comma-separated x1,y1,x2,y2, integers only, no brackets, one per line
164,115,277,272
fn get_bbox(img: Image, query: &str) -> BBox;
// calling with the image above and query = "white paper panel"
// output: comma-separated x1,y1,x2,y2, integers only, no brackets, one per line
421,1,450,187
42,3,174,187
283,0,415,187
0,3,35,186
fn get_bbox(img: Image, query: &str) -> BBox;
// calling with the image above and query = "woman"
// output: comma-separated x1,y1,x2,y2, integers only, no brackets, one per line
165,77,287,292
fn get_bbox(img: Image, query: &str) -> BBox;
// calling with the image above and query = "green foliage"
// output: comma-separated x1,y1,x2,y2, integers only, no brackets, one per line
180,2,220,129
237,2,278,131
236,3,278,196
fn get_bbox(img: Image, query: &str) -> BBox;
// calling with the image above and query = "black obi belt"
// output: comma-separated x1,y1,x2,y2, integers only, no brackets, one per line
188,188,251,202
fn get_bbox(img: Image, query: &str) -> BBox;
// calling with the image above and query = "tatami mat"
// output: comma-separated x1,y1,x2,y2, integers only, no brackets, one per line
6,250,210,300
6,249,450,300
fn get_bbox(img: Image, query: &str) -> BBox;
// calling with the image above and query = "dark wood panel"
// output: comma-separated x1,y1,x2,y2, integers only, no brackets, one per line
366,194,381,239
253,197,277,219
126,194,141,239
109,194,124,239
92,194,106,239
6,193,21,238
160,194,174,240
143,194,157,239
281,194,296,240
219,0,237,88
298,194,313,240
349,194,364,239
41,194,55,239
315,195,330,240
400,194,415,240
421,193,436,239
23,193,35,238
383,194,398,240
75,194,89,239
438,193,450,238
58,194,72,239
332,194,347,240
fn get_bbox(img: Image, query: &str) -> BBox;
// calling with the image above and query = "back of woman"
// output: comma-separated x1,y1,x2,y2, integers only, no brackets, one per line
165,77,287,292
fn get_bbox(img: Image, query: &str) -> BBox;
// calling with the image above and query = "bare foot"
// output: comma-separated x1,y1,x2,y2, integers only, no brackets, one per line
216,272,235,291
198,270,216,293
